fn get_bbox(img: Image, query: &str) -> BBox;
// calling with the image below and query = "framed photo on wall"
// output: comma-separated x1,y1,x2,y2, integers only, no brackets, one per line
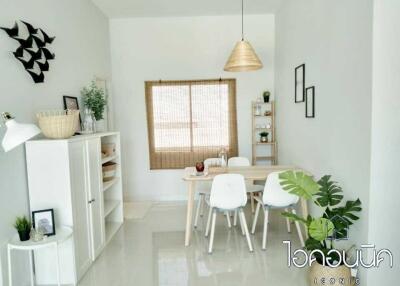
63,95,82,131
32,209,56,236
305,86,315,118
295,64,305,103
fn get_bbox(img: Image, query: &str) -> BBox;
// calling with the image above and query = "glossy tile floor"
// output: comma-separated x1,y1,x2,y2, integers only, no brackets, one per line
79,202,308,286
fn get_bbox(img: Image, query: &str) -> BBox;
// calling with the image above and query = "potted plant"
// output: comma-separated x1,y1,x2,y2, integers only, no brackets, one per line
263,91,270,103
14,216,32,241
81,80,107,132
279,171,362,286
259,131,269,143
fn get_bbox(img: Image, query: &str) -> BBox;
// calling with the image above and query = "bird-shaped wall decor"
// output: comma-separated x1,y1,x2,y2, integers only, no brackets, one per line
0,20,55,83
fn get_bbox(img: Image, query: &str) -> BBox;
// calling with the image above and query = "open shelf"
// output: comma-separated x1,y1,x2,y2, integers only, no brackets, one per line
253,115,272,118
105,221,123,243
101,154,117,164
104,200,120,218
254,142,276,145
103,177,119,192
255,156,275,160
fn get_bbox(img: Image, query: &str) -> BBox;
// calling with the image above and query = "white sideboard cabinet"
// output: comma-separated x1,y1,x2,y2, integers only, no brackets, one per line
26,132,124,285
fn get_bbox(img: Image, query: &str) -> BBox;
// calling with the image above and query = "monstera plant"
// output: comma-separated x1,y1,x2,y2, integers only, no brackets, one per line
279,171,362,264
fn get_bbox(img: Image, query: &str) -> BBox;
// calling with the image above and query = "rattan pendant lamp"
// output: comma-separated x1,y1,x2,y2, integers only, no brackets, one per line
224,0,263,72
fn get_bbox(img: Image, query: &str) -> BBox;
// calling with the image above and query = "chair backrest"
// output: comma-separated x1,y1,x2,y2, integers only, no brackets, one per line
204,158,221,168
228,157,250,167
262,172,299,207
210,174,247,209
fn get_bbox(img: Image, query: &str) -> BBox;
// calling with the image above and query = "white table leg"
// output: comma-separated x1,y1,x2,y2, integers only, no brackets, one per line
29,250,35,286
185,181,196,246
55,243,61,286
7,245,12,286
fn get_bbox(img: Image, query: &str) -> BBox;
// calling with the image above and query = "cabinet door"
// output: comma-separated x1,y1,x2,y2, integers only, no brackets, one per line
86,138,105,259
69,141,92,280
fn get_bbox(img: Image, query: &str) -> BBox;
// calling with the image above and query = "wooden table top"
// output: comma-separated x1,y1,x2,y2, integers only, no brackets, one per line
183,165,300,181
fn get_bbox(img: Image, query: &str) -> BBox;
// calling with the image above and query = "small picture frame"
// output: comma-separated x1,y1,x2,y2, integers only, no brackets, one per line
63,96,82,131
32,209,56,236
305,86,315,118
295,64,305,103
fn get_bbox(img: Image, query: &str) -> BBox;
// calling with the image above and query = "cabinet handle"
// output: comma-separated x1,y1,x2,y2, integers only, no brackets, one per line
88,199,96,204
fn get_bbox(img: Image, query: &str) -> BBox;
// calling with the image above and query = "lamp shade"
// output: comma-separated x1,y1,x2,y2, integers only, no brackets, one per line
224,40,263,72
2,116,41,152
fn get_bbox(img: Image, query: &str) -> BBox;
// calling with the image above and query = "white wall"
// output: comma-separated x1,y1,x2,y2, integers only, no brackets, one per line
367,0,400,284
0,0,111,284
110,15,275,201
275,0,373,262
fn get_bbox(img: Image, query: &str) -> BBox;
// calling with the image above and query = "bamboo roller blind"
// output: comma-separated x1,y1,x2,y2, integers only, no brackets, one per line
145,79,238,169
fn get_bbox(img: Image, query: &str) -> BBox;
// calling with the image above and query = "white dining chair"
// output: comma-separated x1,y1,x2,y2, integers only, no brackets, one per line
251,171,305,250
228,157,264,216
205,174,253,254
194,158,231,228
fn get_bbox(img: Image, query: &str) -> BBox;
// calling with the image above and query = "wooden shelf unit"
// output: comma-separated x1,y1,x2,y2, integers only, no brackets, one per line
252,101,277,165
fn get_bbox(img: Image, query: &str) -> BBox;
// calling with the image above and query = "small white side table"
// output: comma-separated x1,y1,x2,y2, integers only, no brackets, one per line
7,226,73,286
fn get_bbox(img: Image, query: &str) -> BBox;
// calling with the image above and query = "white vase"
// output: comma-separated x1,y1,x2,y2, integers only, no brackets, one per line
96,119,105,132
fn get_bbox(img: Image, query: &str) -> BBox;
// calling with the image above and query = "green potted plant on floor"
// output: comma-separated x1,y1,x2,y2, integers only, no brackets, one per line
259,131,269,143
81,80,107,131
14,216,32,241
279,171,362,286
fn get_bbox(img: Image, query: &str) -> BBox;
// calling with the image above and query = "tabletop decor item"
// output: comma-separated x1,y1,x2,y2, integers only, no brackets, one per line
30,227,44,242
32,209,56,236
195,162,205,175
264,110,272,116
0,20,55,83
263,91,270,103
13,216,31,241
81,80,107,131
279,171,362,286
259,131,269,143
218,148,228,167
81,107,96,134
36,110,79,139
63,96,82,131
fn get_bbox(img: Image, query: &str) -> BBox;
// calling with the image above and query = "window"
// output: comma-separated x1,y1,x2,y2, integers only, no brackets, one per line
145,79,238,169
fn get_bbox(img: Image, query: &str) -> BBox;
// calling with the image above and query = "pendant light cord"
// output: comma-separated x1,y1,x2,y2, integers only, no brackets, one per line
241,0,244,40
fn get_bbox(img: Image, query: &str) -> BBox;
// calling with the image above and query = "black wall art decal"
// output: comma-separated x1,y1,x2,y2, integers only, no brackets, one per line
0,20,55,83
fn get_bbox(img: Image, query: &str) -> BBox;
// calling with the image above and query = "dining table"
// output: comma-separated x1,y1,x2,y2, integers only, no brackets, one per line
182,165,309,246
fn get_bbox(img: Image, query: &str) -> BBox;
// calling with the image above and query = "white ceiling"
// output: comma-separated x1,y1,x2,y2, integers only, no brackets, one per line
91,0,283,18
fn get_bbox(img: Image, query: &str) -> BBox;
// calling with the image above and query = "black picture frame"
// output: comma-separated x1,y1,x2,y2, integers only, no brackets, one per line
63,95,82,131
295,64,305,103
32,209,56,236
305,86,315,118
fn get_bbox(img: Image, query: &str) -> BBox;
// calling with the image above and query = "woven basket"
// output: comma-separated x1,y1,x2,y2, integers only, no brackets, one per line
309,262,354,286
37,110,80,139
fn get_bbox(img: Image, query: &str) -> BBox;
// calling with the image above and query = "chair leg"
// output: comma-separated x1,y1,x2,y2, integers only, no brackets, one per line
239,208,253,252
262,208,269,250
225,211,232,228
251,201,261,234
239,210,245,236
208,209,217,254
285,208,291,233
292,209,305,247
194,194,203,228
250,193,255,213
233,210,238,226
205,206,213,237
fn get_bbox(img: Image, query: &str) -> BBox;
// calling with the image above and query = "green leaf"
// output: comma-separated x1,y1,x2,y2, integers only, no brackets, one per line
309,218,334,241
315,175,343,207
279,171,320,200
305,237,323,251
281,212,308,225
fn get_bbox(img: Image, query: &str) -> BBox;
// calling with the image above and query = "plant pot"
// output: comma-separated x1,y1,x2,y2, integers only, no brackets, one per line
18,230,30,242
309,262,353,286
263,95,270,103
96,119,105,132
260,136,268,143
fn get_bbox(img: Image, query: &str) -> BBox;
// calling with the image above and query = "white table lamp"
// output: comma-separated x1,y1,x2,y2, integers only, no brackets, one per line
1,112,41,152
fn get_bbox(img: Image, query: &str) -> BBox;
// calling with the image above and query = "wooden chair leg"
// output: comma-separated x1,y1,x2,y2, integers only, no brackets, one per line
194,194,203,228
205,206,213,237
251,201,261,234
262,208,269,250
285,207,291,233
292,209,305,247
208,209,217,254
239,208,253,252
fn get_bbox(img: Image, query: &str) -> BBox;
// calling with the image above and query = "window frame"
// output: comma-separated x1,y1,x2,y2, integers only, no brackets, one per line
145,78,238,169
